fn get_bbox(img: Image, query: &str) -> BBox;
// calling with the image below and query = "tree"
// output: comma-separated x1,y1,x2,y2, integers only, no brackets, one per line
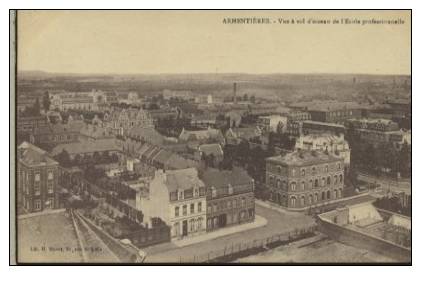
33,98,41,116
399,142,411,178
42,92,51,111
55,149,71,167
93,151,101,163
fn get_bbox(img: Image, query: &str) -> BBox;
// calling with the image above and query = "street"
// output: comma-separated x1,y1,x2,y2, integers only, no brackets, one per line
143,204,316,263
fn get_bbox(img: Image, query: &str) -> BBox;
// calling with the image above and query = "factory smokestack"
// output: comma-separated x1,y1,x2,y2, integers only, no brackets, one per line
233,82,237,104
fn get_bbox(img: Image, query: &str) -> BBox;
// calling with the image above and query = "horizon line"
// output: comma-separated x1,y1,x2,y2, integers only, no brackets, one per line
18,69,412,77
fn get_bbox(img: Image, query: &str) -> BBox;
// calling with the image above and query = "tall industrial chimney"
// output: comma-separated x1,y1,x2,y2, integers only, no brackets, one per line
233,82,237,103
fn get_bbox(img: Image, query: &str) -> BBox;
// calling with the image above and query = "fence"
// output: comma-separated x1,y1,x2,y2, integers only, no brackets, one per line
179,225,318,263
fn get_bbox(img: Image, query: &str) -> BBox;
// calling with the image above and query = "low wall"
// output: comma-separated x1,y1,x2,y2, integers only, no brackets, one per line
317,216,411,263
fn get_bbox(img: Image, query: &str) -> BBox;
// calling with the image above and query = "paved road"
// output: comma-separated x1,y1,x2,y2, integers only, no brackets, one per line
144,204,316,263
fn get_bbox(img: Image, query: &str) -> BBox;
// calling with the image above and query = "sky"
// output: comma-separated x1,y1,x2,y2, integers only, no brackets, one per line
17,10,411,75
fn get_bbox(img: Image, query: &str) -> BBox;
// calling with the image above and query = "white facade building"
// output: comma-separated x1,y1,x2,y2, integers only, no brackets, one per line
136,168,207,239
295,133,351,167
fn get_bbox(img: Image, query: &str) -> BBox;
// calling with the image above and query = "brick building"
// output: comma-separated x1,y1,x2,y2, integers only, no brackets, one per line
30,121,83,146
266,150,345,209
201,168,255,231
17,142,60,213
104,107,154,136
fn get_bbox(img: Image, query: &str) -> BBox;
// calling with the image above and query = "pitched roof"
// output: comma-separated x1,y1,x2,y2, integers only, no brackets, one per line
126,126,165,145
19,142,58,167
165,168,204,193
226,127,261,140
79,124,113,139
201,167,253,190
266,150,342,167
198,144,223,157
179,127,223,142
33,121,83,136
50,138,122,156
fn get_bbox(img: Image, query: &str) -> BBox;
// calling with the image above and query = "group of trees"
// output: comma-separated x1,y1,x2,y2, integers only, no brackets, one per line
346,132,411,178
54,149,119,168
222,141,273,183
268,132,296,152
155,116,192,137
373,196,411,217
19,92,51,117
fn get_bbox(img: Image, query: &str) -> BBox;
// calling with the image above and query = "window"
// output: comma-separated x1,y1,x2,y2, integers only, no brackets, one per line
46,198,54,209
314,193,318,203
211,187,217,198
179,191,184,200
312,167,316,175
233,199,237,208
301,181,305,191
47,179,54,194
184,189,193,199
278,166,282,174
173,222,180,236
269,176,274,186
325,165,329,173
322,177,326,187
322,192,325,200
290,196,296,207
339,174,343,183
212,203,217,212
309,195,313,204
337,163,342,170
276,179,281,188
309,180,313,189
175,206,179,217
198,202,202,212
327,176,331,185
48,171,54,180
314,179,319,188
301,169,305,177
291,168,296,176
290,182,296,191
327,191,331,200
197,218,203,230
34,199,41,211
182,205,187,216
301,196,305,206
207,205,212,213
34,172,41,196
207,218,213,229
282,181,287,190
190,203,195,214
190,219,195,232
227,200,232,208
194,188,199,197
334,175,338,185
241,197,246,207
228,184,233,195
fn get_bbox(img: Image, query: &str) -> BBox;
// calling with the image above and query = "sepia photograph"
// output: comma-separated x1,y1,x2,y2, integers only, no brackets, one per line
10,9,411,265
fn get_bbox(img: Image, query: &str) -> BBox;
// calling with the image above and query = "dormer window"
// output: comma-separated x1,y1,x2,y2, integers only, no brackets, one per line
211,187,217,198
228,184,233,195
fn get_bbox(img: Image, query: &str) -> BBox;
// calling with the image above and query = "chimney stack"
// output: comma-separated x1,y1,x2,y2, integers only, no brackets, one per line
233,82,237,104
